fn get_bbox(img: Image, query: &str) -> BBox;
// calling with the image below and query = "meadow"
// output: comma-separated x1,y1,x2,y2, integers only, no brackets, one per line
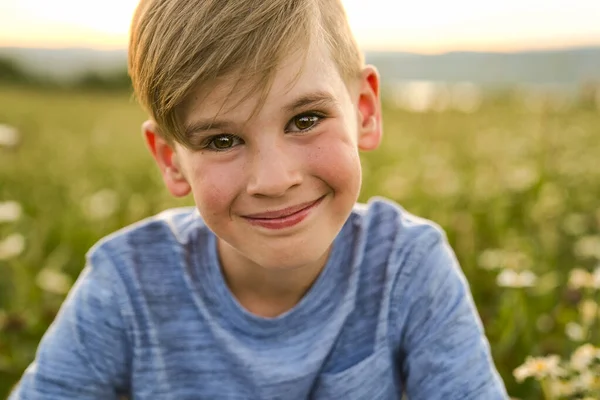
0,85,599,399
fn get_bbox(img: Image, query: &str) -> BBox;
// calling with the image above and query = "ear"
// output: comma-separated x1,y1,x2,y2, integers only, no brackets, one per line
356,65,383,151
142,120,191,197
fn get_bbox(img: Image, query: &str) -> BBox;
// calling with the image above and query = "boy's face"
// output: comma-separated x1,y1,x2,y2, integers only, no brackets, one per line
144,44,382,271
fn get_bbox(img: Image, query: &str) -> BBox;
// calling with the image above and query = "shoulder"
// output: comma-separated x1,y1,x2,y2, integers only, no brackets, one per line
343,197,451,318
81,207,210,292
349,197,465,327
76,206,210,321
351,196,444,237
352,198,464,298
87,206,204,262
349,196,447,273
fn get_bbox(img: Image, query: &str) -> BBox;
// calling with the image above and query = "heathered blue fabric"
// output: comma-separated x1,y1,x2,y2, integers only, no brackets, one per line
11,198,508,399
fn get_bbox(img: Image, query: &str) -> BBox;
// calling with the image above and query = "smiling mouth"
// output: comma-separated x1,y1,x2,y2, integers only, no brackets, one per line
243,196,325,220
241,196,325,229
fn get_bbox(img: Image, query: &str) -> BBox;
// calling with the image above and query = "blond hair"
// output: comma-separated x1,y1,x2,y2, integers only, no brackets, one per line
128,0,364,146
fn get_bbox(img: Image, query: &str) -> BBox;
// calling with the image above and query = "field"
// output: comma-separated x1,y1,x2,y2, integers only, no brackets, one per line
0,86,599,399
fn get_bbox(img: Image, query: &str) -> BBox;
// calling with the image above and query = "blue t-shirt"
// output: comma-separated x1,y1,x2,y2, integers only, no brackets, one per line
11,198,508,399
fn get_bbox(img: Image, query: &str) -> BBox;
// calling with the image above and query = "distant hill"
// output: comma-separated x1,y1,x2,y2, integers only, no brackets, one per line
0,47,127,81
0,46,599,87
368,47,600,88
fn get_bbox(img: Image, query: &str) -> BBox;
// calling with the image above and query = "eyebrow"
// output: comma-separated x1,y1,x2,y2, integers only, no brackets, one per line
183,90,338,138
282,90,338,114
183,119,232,139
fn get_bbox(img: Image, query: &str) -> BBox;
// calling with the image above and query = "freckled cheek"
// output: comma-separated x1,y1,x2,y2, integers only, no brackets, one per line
187,162,244,216
303,132,362,193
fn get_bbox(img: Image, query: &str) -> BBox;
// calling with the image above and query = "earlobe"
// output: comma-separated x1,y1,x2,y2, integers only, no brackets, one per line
142,120,191,198
356,65,383,151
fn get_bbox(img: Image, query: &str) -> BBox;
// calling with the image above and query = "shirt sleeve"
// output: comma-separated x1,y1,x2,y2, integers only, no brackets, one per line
9,252,130,399
392,229,508,400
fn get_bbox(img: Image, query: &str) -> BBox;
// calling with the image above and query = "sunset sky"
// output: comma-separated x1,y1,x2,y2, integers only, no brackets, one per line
1,0,600,53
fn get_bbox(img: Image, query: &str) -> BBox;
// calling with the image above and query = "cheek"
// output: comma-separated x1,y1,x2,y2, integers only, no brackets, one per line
306,127,362,192
187,160,242,216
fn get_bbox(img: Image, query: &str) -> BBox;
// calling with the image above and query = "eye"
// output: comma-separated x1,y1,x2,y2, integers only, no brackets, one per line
286,113,324,133
205,134,241,151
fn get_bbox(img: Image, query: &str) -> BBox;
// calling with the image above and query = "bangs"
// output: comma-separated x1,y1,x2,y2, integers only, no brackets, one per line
128,0,363,145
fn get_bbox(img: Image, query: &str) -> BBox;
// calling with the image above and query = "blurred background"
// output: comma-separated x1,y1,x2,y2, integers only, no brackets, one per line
1,1,600,398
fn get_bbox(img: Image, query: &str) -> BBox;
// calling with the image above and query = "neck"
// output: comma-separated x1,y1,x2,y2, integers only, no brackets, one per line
216,240,331,318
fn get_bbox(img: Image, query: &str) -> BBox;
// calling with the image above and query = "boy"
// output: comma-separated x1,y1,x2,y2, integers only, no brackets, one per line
11,0,508,398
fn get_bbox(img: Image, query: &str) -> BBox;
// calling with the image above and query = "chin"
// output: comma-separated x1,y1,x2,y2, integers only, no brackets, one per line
252,242,331,271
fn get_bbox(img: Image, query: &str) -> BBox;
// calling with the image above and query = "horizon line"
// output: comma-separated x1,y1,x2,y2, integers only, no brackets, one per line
2,42,600,56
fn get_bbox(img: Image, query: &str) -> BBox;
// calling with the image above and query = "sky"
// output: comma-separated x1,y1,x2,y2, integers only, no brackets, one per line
1,0,600,53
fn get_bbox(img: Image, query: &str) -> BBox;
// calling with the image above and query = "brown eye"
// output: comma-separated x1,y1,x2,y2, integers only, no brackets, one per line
209,134,237,150
294,115,319,131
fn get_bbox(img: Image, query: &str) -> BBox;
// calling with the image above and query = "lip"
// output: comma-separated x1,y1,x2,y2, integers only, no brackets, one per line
243,197,324,219
242,196,325,230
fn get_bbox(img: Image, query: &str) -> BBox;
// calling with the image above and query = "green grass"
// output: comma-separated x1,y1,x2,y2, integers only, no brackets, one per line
0,87,599,399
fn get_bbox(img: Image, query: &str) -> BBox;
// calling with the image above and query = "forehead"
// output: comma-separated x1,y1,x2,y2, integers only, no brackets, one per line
181,44,351,125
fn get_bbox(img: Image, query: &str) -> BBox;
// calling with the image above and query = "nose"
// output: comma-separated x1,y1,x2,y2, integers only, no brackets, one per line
246,143,302,197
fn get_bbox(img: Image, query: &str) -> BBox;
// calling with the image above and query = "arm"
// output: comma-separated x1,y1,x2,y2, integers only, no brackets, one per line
393,230,508,400
10,253,130,399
